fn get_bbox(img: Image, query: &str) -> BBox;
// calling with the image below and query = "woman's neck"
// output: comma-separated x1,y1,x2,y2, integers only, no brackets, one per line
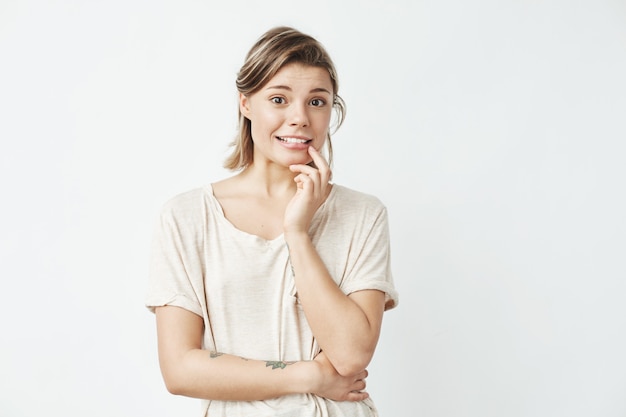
237,162,297,199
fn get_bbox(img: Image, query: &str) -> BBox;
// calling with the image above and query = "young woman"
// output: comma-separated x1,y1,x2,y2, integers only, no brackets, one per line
146,26,399,416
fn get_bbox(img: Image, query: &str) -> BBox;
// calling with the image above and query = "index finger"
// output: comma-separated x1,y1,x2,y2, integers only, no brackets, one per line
308,146,331,179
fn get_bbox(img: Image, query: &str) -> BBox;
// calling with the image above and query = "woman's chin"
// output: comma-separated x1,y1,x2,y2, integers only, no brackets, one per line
282,156,313,167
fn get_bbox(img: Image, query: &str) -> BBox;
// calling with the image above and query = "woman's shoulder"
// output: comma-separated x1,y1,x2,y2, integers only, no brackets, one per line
159,185,213,219
326,184,388,224
330,183,386,211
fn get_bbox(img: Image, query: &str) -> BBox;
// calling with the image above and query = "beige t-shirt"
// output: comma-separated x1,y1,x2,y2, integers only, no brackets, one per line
146,183,399,417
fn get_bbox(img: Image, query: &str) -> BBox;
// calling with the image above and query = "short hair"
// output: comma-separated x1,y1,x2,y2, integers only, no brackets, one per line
224,26,346,171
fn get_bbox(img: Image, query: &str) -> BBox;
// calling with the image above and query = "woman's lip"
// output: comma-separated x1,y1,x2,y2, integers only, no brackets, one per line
276,135,312,142
276,136,311,149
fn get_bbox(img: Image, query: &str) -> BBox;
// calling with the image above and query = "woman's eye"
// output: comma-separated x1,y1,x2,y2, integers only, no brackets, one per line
310,98,326,107
271,97,285,104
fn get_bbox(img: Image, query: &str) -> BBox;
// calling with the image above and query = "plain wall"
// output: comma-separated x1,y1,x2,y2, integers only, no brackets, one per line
1,0,625,416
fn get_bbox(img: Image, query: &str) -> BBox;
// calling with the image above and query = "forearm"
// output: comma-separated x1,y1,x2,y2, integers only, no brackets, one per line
285,231,383,376
156,306,315,401
161,349,312,401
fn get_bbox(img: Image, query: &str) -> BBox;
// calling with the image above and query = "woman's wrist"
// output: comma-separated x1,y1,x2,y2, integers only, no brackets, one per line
283,229,310,244
286,360,318,395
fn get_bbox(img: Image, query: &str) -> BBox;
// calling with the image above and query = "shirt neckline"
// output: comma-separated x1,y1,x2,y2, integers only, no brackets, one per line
204,183,337,247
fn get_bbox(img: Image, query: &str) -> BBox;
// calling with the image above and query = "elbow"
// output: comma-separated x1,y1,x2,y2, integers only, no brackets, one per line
161,367,189,396
329,337,379,377
163,375,186,396
334,351,374,377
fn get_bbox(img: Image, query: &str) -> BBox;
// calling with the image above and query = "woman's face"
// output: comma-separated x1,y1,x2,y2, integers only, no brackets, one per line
240,63,334,168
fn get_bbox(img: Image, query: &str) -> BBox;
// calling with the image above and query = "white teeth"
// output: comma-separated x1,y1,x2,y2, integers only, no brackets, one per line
279,137,309,144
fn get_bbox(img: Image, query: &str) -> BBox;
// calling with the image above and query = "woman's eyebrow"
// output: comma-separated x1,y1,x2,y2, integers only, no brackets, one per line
266,85,332,95
310,87,332,94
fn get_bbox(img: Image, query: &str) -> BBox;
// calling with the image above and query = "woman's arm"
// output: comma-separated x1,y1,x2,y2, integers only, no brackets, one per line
284,233,386,377
155,305,369,401
285,147,387,377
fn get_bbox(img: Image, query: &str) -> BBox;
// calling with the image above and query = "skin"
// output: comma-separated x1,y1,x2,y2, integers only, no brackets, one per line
155,62,386,402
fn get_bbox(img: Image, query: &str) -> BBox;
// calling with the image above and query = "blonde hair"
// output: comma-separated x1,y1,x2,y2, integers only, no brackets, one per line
224,26,346,171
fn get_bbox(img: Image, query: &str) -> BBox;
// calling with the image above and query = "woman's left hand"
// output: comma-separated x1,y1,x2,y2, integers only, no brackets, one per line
284,146,331,235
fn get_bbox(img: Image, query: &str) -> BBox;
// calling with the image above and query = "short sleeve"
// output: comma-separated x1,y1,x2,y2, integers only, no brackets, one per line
340,206,399,311
145,198,205,317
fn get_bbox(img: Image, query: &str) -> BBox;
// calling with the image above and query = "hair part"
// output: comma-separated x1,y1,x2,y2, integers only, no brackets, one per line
224,26,346,171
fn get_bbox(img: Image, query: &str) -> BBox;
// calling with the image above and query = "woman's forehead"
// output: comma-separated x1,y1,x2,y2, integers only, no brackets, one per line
264,63,333,92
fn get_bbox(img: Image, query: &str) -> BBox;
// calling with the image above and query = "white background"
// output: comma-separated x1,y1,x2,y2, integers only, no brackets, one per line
1,1,625,416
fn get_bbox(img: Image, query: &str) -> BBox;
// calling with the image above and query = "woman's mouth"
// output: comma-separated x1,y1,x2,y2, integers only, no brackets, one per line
276,136,312,144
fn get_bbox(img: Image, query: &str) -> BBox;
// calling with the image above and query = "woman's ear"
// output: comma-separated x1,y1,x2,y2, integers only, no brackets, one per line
239,92,250,118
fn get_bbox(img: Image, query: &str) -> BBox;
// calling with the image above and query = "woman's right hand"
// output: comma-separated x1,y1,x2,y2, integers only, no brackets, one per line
310,351,369,402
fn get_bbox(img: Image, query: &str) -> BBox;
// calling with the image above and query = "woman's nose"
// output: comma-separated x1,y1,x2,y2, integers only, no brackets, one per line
287,103,309,127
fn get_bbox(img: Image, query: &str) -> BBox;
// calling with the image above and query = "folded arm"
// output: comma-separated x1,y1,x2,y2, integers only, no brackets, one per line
285,147,387,377
155,305,369,401
285,233,386,377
